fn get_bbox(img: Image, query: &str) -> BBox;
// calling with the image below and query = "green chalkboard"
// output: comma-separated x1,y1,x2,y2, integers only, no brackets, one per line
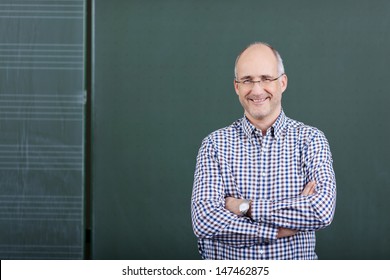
92,0,390,259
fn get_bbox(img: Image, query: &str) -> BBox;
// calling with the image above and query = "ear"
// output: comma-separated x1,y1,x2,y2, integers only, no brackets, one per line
280,74,288,93
234,79,240,95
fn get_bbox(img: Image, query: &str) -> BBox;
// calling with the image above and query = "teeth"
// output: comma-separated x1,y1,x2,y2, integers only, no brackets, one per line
252,98,267,102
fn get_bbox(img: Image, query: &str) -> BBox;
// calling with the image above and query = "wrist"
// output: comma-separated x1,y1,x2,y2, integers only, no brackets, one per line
239,199,252,216
247,200,252,218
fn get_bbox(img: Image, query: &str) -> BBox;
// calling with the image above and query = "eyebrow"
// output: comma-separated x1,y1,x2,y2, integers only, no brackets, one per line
237,74,273,80
238,75,253,81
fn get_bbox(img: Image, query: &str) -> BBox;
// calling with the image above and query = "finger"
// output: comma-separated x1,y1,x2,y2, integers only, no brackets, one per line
301,182,312,195
308,181,317,195
306,181,316,195
302,181,316,196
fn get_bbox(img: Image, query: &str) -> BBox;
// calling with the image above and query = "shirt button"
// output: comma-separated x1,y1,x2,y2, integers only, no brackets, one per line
261,172,266,177
259,250,264,254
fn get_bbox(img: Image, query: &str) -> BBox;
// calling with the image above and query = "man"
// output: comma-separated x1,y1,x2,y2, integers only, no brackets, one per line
191,42,336,259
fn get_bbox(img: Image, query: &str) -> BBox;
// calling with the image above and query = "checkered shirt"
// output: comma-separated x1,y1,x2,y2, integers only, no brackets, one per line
191,110,336,259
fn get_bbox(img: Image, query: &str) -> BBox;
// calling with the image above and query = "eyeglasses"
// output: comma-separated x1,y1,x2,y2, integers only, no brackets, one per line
235,73,284,89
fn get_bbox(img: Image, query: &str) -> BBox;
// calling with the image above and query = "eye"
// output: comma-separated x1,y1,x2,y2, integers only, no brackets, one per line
261,76,273,82
242,79,253,84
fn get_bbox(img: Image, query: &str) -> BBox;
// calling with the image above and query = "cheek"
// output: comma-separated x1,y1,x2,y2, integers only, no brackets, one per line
236,90,247,100
269,87,283,100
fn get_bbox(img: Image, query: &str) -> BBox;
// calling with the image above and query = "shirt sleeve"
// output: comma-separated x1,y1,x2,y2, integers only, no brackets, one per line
191,136,278,247
250,129,336,231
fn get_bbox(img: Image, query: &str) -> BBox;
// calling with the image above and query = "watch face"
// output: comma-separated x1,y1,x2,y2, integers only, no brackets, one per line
239,201,249,212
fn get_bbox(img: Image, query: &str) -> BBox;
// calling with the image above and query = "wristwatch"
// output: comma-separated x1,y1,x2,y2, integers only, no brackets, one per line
239,199,251,216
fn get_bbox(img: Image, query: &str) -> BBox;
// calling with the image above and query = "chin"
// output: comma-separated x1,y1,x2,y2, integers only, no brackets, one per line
247,105,281,122
248,110,268,120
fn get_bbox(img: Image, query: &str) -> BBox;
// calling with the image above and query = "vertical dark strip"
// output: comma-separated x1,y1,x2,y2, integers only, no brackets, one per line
84,0,93,260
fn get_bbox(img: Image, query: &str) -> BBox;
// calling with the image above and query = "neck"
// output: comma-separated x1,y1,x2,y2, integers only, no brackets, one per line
252,120,274,136
246,110,281,136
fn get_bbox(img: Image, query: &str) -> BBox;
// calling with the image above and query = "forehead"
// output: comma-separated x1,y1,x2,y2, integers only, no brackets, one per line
236,45,278,77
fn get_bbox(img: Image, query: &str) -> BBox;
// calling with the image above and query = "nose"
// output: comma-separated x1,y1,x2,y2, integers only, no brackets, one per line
251,81,265,92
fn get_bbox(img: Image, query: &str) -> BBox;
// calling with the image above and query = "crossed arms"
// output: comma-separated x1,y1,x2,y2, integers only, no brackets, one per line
191,130,336,247
225,181,316,238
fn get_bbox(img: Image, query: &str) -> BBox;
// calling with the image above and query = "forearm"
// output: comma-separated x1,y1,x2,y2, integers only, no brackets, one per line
224,197,297,240
250,180,336,231
191,199,278,247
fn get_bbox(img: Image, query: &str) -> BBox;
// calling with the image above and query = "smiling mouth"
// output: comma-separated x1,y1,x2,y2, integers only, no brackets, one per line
249,97,269,104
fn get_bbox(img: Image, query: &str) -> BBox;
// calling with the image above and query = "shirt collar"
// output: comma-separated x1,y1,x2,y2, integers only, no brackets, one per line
272,109,286,140
242,109,286,140
242,115,257,139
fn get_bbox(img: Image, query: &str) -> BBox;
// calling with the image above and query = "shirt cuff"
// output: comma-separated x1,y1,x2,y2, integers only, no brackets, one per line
258,222,278,243
250,199,273,222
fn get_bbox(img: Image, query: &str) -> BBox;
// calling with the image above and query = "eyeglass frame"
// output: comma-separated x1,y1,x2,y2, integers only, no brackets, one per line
234,73,285,88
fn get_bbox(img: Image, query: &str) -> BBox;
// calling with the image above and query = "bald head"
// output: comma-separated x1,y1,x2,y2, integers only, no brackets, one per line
234,42,285,79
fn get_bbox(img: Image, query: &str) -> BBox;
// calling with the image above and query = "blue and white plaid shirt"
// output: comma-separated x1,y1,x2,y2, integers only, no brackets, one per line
191,110,336,259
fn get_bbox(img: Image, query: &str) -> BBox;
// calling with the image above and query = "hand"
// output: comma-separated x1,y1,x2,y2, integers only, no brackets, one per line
225,197,246,216
301,181,316,196
277,227,298,238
